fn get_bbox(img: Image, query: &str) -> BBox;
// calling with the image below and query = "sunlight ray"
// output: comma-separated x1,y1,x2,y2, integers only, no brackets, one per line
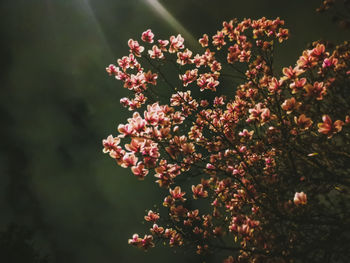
78,0,114,57
144,0,198,48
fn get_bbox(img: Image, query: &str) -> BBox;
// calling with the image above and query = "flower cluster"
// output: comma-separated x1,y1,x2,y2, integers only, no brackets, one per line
104,18,350,262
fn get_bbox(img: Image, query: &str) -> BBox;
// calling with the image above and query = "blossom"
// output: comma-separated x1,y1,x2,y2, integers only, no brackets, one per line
128,234,154,250
197,73,219,92
176,48,193,65
102,135,120,153
268,77,283,93
248,103,271,124
150,224,164,235
128,39,145,57
317,115,344,138
169,186,186,202
169,34,184,53
144,210,160,222
118,123,134,137
310,43,328,59
148,45,164,59
131,162,149,179
294,114,313,130
238,129,254,139
179,69,198,87
293,192,307,205
192,184,208,199
105,64,119,76
157,39,169,51
144,70,158,85
121,152,138,168
322,56,338,68
297,50,317,69
117,56,130,71
281,66,303,80
199,34,209,47
141,29,154,43
104,18,350,262
212,30,226,49
289,78,307,94
304,81,327,100
281,97,301,114
276,28,289,42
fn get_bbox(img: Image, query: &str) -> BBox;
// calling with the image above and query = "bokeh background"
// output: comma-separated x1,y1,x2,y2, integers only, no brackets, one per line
0,0,347,262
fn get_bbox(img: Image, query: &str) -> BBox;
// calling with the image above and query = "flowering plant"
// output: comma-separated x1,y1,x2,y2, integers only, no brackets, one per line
103,17,350,262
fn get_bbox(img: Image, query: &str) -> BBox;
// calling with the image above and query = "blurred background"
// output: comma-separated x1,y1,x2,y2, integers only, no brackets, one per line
0,0,347,262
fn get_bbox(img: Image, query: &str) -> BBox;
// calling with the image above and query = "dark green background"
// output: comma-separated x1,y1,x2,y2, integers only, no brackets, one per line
0,0,347,262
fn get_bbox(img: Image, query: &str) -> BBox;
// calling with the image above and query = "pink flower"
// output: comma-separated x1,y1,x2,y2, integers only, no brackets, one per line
128,234,154,250
290,78,307,94
176,49,193,65
318,115,344,138
322,56,338,68
141,29,154,43
102,135,120,153
148,45,164,59
268,77,283,93
144,70,158,85
210,60,222,72
197,73,219,92
117,56,130,71
281,97,301,114
150,224,164,235
294,192,307,205
297,50,317,69
304,81,327,100
281,66,303,80
128,112,146,133
169,34,184,53
212,30,226,49
192,184,208,199
179,69,198,87
157,39,169,51
310,43,328,59
192,54,203,68
144,210,160,222
128,39,145,57
125,138,145,152
169,186,186,202
277,28,289,42
105,64,119,76
248,103,271,124
199,34,209,47
118,123,134,137
121,152,138,168
238,129,254,139
294,114,313,130
128,234,142,246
